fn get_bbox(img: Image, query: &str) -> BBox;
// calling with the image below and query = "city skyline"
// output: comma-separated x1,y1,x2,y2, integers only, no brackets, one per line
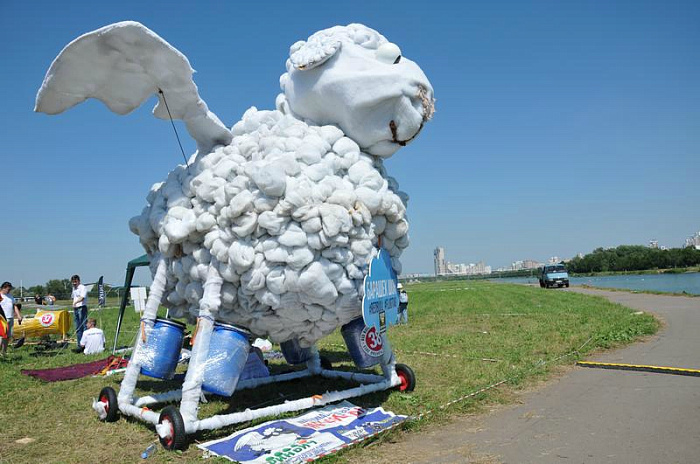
426,229,699,277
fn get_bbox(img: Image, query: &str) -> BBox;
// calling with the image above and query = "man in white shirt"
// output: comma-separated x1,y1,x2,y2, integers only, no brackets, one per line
71,274,89,348
80,318,105,355
398,283,409,324
1,282,23,355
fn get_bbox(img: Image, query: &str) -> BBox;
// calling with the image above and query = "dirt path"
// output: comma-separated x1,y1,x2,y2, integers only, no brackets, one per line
364,288,700,464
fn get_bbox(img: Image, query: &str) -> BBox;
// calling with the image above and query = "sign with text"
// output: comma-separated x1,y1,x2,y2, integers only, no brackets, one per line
130,287,147,313
362,249,399,332
198,401,407,463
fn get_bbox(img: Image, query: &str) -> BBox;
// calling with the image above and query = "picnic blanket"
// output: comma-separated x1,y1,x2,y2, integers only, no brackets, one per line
21,355,129,382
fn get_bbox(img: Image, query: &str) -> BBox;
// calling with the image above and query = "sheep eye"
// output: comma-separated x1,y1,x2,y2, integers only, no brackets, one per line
376,43,402,64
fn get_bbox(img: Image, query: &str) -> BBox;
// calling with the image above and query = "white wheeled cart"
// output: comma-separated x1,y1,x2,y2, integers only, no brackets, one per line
94,260,415,450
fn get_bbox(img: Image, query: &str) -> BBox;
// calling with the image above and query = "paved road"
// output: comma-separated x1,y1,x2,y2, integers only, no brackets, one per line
367,289,700,464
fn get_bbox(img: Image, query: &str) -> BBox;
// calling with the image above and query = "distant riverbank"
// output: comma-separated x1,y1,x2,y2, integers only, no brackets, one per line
492,272,700,296
571,266,699,277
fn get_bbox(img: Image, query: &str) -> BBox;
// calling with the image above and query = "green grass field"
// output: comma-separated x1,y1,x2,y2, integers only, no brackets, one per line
0,282,658,463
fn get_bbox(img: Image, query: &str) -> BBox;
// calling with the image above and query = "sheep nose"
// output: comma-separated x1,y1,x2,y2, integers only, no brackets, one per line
416,85,435,122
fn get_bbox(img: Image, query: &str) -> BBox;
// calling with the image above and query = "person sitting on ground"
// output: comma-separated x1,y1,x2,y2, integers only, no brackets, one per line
80,318,105,355
34,294,43,305
46,294,56,305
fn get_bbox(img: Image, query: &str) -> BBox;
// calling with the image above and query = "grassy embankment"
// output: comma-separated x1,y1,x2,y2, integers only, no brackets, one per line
0,281,657,463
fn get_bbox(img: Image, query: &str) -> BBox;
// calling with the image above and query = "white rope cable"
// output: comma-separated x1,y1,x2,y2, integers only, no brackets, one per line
411,336,594,421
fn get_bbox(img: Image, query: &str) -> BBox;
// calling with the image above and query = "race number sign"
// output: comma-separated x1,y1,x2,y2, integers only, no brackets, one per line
39,312,55,327
360,324,384,357
362,249,399,333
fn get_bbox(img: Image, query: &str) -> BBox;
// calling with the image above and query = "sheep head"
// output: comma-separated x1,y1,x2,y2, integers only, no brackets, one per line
278,24,435,158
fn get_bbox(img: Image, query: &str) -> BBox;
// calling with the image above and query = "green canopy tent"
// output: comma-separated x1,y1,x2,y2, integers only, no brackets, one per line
112,254,150,353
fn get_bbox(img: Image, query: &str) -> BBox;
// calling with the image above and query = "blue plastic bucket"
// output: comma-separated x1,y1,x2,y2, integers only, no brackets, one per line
280,339,312,365
202,323,251,396
341,317,383,368
239,348,270,381
140,318,186,380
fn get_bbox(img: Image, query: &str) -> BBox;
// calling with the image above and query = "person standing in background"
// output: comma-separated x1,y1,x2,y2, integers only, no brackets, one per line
71,275,88,348
0,282,23,355
398,283,409,325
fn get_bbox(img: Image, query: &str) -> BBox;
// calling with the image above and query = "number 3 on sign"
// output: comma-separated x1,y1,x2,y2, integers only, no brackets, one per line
366,328,381,349
361,325,384,357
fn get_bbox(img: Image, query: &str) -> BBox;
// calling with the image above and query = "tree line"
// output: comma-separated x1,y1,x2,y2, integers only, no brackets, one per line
566,245,700,274
20,279,119,301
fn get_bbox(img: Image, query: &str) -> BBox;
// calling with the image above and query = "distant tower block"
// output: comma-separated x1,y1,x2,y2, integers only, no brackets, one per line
434,247,447,276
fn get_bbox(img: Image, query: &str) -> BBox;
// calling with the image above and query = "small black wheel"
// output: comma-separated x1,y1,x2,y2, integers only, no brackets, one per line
395,363,416,392
320,355,333,370
565,283,570,288
98,387,119,422
158,406,187,450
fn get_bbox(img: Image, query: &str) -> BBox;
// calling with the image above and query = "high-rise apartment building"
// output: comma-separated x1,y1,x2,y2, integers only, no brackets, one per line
434,247,447,276
434,247,491,276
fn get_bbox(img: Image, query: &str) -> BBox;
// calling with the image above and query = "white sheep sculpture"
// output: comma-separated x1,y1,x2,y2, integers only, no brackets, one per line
36,21,434,348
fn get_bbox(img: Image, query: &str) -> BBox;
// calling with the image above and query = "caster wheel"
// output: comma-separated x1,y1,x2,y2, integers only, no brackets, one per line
98,387,119,422
320,355,333,370
395,363,416,392
158,406,187,450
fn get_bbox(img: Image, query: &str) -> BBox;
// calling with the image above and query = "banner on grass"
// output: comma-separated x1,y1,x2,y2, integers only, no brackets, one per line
97,276,106,307
199,401,407,463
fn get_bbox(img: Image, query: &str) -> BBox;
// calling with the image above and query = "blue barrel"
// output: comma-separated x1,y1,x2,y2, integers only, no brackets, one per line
140,318,186,380
341,317,383,368
202,323,251,396
280,339,312,365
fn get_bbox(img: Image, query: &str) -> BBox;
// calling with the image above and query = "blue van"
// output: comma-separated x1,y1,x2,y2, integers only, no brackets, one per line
539,264,569,288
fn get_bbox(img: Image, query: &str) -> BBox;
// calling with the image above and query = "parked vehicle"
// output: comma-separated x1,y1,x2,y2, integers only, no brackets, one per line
539,264,570,288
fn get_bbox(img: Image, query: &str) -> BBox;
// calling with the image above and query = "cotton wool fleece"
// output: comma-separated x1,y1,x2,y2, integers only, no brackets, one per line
129,107,410,347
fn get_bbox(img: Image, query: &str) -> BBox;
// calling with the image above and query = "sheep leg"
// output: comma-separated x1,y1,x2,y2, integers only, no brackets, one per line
179,260,223,427
305,345,322,375
379,333,397,381
118,255,168,409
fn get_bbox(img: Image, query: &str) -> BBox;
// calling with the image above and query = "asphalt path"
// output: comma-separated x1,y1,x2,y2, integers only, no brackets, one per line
366,288,700,464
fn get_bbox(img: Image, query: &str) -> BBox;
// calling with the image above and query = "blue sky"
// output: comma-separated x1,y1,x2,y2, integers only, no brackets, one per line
3,0,699,287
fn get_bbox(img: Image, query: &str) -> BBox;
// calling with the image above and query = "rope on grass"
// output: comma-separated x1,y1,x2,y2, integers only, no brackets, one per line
410,336,594,421
412,379,509,421
324,343,499,361
397,350,500,362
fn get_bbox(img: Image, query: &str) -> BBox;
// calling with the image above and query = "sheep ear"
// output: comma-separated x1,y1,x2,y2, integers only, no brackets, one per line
289,36,341,70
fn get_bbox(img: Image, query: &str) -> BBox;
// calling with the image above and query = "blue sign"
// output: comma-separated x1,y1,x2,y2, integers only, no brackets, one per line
362,249,399,332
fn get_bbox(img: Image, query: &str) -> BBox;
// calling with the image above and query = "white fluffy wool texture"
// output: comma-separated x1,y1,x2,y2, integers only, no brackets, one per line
129,107,409,347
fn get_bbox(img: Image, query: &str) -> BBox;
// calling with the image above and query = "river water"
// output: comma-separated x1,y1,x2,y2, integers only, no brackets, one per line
491,272,700,295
